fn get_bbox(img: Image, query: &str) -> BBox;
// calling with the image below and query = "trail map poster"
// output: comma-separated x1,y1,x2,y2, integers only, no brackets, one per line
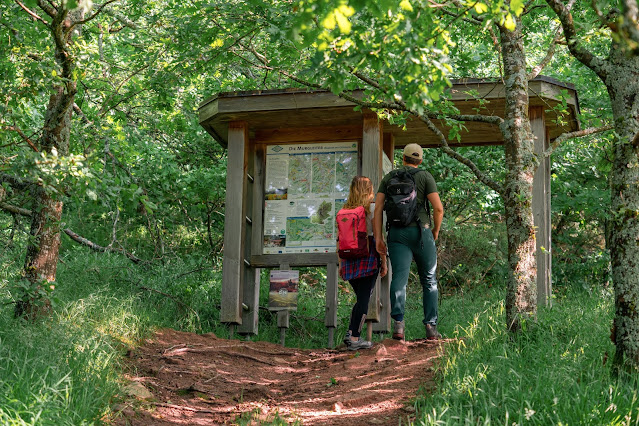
263,142,358,254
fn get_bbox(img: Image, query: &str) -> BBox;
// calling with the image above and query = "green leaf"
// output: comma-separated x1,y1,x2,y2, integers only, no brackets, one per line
399,0,413,12
334,6,355,34
503,13,516,31
474,2,488,14
510,0,525,16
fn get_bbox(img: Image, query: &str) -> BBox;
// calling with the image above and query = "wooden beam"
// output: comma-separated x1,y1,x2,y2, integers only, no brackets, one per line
383,133,395,169
221,122,249,324
251,253,338,268
251,145,265,258
325,262,338,348
371,132,394,334
255,125,362,144
363,114,383,323
362,114,383,188
277,262,291,346
530,106,552,307
238,140,261,335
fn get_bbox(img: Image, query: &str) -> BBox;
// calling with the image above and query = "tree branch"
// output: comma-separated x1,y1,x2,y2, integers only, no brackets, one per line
1,125,40,152
418,114,504,195
428,112,504,126
36,0,56,18
15,0,49,25
545,0,608,80
103,8,138,29
488,26,504,83
528,35,560,80
0,173,39,191
63,228,143,263
544,124,614,158
529,0,576,80
69,0,119,32
0,202,31,217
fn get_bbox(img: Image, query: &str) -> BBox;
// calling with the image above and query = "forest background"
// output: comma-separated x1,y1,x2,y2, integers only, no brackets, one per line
1,0,638,424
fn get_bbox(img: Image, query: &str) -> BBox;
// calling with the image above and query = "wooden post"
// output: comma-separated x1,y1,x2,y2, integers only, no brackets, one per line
530,106,552,307
362,114,383,329
229,324,236,340
383,132,396,169
222,122,249,328
238,143,263,335
325,262,338,348
278,262,291,346
373,133,395,334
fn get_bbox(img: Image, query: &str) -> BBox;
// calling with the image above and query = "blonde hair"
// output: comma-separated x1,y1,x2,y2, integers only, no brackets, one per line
343,176,373,215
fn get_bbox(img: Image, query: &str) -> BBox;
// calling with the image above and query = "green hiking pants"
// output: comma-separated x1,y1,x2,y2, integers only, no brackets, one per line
387,225,438,325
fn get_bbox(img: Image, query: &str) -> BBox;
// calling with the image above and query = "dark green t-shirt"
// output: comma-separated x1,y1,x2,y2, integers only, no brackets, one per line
377,165,438,226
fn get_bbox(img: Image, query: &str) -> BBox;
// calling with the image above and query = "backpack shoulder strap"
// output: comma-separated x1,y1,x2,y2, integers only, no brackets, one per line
407,167,422,176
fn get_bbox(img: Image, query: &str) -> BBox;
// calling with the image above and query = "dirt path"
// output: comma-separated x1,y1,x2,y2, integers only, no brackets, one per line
114,329,444,425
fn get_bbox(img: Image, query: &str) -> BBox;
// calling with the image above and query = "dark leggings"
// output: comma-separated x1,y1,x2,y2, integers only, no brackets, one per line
348,273,378,338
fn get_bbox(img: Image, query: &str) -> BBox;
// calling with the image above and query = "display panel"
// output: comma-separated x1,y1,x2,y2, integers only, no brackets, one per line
263,142,358,254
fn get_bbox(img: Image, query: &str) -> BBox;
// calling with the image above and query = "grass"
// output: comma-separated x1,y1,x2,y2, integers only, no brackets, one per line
0,242,230,425
0,241,348,424
413,285,639,425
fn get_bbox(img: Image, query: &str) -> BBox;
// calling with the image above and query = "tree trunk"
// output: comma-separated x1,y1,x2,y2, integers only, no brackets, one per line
607,51,639,373
17,5,77,317
499,17,538,332
16,189,63,318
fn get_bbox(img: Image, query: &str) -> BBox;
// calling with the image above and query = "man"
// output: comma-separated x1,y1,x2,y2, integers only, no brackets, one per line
373,143,444,340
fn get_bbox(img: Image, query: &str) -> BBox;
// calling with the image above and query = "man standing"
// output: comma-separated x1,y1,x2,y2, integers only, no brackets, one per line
373,143,444,340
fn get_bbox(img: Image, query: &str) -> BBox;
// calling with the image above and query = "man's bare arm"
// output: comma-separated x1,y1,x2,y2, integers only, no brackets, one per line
427,192,444,240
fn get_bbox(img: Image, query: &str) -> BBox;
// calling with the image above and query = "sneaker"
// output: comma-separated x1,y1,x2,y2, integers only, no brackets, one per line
343,331,352,347
348,338,373,351
392,320,405,340
425,324,442,340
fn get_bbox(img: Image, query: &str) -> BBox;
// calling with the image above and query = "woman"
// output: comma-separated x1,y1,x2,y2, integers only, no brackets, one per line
337,176,388,350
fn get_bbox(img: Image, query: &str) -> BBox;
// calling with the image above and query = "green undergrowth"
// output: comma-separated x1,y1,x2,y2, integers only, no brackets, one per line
0,244,229,425
414,286,639,425
2,236,636,424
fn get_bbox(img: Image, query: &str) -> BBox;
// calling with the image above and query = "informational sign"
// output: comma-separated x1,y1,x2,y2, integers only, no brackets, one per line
263,142,358,254
268,270,299,311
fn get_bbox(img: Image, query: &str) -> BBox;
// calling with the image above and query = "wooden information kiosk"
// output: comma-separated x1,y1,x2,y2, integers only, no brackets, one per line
198,77,580,347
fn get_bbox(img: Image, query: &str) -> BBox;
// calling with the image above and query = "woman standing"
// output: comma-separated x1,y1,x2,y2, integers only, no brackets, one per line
337,176,388,350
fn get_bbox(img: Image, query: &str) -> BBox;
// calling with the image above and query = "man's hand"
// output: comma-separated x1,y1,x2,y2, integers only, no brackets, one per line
376,238,387,256
379,257,388,278
427,192,443,242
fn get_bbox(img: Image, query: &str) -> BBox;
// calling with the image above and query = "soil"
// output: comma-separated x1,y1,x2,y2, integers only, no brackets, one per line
113,329,444,425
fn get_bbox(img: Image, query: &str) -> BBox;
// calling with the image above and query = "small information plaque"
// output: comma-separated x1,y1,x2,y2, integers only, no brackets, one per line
268,270,299,311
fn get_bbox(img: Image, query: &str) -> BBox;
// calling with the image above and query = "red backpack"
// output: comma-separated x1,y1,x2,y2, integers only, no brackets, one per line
336,206,369,259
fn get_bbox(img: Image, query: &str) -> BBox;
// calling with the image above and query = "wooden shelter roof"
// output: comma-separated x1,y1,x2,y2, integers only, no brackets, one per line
198,76,580,148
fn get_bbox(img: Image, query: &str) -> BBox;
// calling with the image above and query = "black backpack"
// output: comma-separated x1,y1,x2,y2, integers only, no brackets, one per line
384,167,429,228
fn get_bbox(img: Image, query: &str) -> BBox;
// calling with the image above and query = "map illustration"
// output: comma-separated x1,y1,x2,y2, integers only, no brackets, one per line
311,154,335,194
335,152,357,193
287,200,334,244
288,154,311,196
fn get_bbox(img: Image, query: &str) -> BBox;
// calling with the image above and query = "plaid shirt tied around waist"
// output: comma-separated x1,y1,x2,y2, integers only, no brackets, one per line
340,236,379,281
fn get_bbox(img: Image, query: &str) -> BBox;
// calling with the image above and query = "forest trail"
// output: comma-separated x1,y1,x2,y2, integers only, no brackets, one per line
113,329,444,425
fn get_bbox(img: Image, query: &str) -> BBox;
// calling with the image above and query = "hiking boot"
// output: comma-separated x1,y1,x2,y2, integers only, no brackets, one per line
348,338,373,351
392,320,405,340
343,331,352,347
425,323,442,340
